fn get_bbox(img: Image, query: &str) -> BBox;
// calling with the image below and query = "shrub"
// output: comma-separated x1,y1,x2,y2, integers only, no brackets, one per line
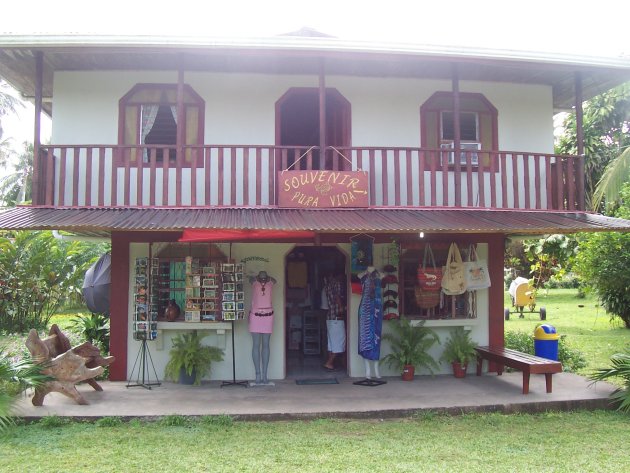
70,312,110,354
0,231,108,333
590,348,630,412
504,330,586,372
575,184,630,328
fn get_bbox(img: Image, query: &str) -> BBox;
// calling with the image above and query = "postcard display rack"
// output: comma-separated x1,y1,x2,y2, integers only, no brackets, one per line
128,257,161,389
183,258,245,322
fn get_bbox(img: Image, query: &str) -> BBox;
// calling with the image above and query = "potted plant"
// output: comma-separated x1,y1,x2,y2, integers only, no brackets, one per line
440,327,478,378
164,331,224,385
381,317,440,381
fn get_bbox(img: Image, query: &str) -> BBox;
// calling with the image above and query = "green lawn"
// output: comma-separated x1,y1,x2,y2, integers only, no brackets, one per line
504,289,630,375
2,411,630,472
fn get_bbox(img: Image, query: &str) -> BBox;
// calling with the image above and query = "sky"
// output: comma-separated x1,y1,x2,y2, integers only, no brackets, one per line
1,0,628,168
2,0,628,57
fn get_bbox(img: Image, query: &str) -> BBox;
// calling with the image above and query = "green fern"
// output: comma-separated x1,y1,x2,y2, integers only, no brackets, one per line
381,318,440,374
440,327,478,365
164,331,224,386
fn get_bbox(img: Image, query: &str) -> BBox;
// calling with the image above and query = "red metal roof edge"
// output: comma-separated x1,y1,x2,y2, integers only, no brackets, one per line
0,207,629,237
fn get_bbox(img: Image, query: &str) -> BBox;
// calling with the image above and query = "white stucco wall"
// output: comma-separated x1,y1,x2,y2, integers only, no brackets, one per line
52,70,554,153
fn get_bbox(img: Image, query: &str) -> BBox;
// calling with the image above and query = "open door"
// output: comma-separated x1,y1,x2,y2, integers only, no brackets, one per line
285,246,347,378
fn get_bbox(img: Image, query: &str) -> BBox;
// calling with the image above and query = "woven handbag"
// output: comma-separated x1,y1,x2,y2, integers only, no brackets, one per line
417,243,442,292
441,243,466,295
414,284,440,309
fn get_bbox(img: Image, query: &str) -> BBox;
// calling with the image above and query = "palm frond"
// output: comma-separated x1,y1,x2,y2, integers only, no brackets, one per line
590,351,630,413
592,147,630,211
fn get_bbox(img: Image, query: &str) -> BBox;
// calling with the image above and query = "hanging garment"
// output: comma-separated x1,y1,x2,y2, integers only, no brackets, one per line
324,276,344,320
287,261,308,288
358,270,383,361
248,279,275,334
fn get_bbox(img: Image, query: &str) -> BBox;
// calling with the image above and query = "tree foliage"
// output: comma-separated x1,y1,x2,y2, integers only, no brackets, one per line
0,141,32,206
575,184,630,328
0,80,23,168
505,235,577,288
0,231,108,333
556,83,630,211
523,234,578,288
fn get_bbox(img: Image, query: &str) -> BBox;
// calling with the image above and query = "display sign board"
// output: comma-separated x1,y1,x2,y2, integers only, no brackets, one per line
277,170,369,208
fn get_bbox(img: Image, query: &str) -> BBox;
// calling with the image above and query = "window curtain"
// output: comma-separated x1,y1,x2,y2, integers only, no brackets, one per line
141,105,159,162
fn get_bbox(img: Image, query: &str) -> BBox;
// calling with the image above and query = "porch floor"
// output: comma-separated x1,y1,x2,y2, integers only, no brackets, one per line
13,372,616,421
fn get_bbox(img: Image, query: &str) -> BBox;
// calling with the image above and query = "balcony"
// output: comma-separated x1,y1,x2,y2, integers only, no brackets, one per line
33,145,584,211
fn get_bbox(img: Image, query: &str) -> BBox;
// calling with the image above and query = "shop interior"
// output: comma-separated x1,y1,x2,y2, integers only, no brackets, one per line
285,246,347,378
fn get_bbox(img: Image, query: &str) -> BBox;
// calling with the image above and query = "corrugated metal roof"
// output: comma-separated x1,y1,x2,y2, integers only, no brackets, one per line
1,207,629,238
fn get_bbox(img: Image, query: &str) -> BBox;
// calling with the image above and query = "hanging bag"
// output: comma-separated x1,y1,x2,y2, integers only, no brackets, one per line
416,243,442,291
441,243,466,295
415,243,441,309
464,244,491,290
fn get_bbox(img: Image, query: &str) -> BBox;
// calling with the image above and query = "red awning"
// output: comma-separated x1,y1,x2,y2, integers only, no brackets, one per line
179,228,316,242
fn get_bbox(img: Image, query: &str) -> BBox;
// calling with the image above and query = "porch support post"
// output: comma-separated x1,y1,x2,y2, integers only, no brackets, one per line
108,232,130,381
487,234,505,372
32,51,43,205
452,63,462,206
575,72,586,210
319,60,327,167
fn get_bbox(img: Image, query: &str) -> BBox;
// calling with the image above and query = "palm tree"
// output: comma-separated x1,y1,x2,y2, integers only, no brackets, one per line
0,81,22,168
0,141,32,206
592,146,630,210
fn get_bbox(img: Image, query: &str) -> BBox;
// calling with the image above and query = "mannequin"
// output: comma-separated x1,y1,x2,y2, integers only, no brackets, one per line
357,266,383,380
248,271,276,386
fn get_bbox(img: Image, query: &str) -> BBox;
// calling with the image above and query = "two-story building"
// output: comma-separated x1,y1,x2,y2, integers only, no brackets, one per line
1,32,629,384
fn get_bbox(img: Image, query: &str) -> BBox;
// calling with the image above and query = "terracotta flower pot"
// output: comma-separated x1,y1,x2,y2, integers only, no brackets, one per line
452,362,468,378
401,364,415,381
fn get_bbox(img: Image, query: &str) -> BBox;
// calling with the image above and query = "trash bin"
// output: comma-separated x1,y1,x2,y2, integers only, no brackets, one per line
533,324,560,360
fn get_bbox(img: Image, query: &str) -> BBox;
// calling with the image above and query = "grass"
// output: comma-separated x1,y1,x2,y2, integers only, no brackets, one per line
1,411,630,472
504,288,630,376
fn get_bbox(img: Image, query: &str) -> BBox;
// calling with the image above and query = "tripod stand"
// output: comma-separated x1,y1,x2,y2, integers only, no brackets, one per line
221,320,248,388
127,338,161,389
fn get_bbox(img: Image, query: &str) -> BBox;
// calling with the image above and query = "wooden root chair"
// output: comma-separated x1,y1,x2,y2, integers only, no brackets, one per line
24,324,115,406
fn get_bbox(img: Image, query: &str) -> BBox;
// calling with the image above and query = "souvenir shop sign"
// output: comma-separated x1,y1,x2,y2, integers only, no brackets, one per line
278,170,369,208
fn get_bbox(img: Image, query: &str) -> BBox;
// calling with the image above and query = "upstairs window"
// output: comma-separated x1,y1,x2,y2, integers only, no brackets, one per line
440,111,479,142
118,84,204,165
421,92,497,167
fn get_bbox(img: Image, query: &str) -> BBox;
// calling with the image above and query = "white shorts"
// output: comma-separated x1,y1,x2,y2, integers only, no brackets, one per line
326,320,346,353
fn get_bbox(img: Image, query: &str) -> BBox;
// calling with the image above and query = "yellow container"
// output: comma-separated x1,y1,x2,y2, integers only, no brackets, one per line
534,324,560,341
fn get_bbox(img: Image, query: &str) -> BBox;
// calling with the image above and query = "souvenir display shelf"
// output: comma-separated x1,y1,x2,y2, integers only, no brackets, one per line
133,257,157,341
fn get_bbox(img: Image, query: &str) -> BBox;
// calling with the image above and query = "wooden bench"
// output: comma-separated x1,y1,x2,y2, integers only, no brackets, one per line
475,346,562,394
25,324,115,406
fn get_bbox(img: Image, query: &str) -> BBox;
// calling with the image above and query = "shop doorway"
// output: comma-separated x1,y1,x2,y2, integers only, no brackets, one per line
285,246,347,378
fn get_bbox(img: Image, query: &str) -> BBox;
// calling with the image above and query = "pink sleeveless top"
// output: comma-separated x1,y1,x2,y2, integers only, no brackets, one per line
248,280,274,333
